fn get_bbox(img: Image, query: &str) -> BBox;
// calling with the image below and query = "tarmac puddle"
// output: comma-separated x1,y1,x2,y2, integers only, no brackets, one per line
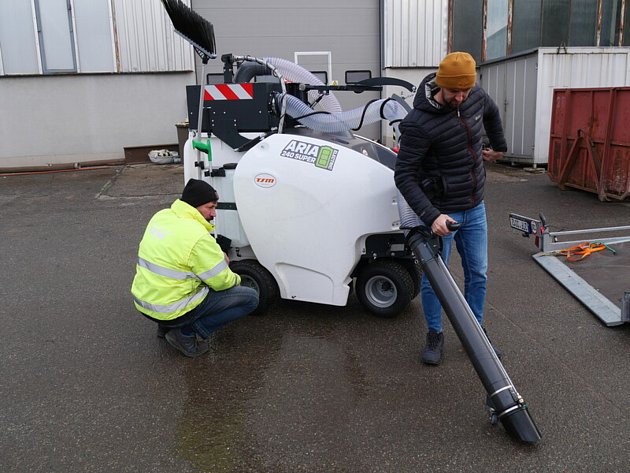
173,327,370,471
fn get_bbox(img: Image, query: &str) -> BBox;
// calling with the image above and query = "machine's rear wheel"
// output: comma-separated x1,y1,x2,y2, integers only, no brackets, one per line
405,259,422,299
355,259,415,318
230,260,279,315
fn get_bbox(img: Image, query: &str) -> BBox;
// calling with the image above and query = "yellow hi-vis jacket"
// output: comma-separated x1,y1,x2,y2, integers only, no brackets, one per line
131,199,241,321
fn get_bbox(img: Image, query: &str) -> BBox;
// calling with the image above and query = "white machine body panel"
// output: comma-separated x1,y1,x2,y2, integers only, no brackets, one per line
233,133,401,306
184,133,259,249
183,133,259,184
213,165,251,248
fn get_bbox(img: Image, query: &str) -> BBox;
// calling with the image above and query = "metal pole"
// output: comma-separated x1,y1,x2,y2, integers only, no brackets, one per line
195,60,208,180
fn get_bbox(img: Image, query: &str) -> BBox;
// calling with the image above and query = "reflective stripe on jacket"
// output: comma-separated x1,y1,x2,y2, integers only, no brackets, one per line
131,199,240,321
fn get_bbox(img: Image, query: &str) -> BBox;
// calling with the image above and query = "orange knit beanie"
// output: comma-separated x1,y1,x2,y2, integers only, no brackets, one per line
435,52,477,89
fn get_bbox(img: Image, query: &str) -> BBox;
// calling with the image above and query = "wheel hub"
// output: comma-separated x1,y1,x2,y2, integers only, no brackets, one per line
365,275,397,308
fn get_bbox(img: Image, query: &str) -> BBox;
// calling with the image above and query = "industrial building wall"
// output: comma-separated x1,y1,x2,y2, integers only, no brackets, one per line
193,0,447,146
382,0,448,69
1,0,450,167
191,0,383,139
113,0,195,73
0,0,194,169
194,0,381,84
0,73,191,169
0,0,194,75
194,0,447,94
380,0,448,146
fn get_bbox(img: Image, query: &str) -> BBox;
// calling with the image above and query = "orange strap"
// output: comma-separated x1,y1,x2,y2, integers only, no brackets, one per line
557,242,607,262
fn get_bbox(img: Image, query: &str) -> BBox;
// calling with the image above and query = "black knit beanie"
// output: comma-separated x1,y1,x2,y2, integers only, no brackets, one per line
181,179,219,207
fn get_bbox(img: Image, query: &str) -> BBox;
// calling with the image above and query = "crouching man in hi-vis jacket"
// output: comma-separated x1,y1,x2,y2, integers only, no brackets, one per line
131,178,259,357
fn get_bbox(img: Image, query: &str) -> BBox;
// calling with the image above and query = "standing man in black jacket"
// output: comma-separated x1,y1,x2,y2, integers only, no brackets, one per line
394,52,507,365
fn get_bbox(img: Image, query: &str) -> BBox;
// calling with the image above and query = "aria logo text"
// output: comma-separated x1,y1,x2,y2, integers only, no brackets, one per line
280,140,338,171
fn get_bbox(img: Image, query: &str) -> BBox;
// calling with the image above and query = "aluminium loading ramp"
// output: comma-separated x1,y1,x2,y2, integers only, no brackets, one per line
533,241,630,326
510,214,630,327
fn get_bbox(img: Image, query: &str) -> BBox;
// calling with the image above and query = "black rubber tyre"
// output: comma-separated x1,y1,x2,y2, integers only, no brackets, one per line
230,260,279,315
355,259,415,318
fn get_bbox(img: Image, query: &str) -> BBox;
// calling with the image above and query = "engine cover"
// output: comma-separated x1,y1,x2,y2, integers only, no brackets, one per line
233,133,401,305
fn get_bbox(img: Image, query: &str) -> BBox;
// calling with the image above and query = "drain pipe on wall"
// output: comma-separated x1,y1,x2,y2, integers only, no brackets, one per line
0,160,125,177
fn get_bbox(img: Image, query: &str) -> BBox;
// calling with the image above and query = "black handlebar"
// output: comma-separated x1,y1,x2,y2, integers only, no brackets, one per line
446,221,461,231
402,220,461,241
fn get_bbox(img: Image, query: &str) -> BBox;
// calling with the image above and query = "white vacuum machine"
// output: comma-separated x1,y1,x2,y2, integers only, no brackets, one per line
160,0,420,317
182,54,420,317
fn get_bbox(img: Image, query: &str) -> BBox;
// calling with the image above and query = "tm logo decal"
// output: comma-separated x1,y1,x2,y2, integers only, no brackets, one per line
254,173,276,188
280,140,338,171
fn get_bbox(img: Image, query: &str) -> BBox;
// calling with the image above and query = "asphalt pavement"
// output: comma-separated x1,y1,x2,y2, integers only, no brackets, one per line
1,162,629,473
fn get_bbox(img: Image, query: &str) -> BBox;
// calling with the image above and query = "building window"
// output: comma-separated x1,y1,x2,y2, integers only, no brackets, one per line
624,1,630,45
568,0,599,46
0,0,193,76
486,0,509,60
0,0,41,74
451,0,628,63
512,0,542,53
34,0,77,73
451,0,484,62
601,0,624,46
541,0,570,47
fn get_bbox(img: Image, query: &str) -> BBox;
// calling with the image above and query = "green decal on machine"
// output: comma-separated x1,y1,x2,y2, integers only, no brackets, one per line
280,140,338,171
315,146,334,169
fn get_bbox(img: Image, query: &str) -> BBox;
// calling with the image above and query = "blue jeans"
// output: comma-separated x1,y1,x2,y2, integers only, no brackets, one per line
163,286,259,339
421,202,488,333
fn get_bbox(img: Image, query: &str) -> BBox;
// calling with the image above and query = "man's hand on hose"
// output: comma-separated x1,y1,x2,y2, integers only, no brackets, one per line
431,214,458,236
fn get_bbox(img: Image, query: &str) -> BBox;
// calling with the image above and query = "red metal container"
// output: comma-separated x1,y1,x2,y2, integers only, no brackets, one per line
548,87,630,201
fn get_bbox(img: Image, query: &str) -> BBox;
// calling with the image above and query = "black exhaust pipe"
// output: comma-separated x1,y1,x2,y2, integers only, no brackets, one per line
398,195,541,444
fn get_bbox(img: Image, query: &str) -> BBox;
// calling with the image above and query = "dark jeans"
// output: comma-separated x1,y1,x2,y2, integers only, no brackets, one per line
159,286,259,339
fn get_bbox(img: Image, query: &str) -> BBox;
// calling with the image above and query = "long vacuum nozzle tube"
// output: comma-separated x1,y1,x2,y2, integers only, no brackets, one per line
398,195,541,444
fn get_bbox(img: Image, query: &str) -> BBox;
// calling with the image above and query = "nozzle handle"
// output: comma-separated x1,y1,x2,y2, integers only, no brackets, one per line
446,221,461,231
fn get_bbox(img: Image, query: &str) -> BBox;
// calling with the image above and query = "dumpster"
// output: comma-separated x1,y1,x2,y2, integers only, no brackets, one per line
548,87,630,201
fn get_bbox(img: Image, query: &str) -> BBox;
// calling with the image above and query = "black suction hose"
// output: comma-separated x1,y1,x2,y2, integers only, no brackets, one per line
405,223,542,444
234,61,273,83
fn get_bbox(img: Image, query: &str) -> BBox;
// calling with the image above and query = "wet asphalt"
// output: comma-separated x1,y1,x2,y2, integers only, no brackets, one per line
1,162,629,473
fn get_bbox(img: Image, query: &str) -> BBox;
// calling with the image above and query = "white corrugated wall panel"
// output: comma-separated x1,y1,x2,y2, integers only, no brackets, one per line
534,47,630,164
506,56,538,159
113,0,194,72
479,53,538,161
384,0,447,68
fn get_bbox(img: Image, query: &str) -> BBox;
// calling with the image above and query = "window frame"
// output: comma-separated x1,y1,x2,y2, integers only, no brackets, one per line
34,0,78,74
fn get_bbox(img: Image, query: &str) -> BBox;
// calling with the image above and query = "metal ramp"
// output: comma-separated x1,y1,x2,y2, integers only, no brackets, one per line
510,214,630,327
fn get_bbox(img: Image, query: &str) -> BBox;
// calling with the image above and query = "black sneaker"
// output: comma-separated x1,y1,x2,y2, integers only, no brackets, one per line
421,330,444,365
165,328,209,358
156,325,170,339
483,327,502,359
